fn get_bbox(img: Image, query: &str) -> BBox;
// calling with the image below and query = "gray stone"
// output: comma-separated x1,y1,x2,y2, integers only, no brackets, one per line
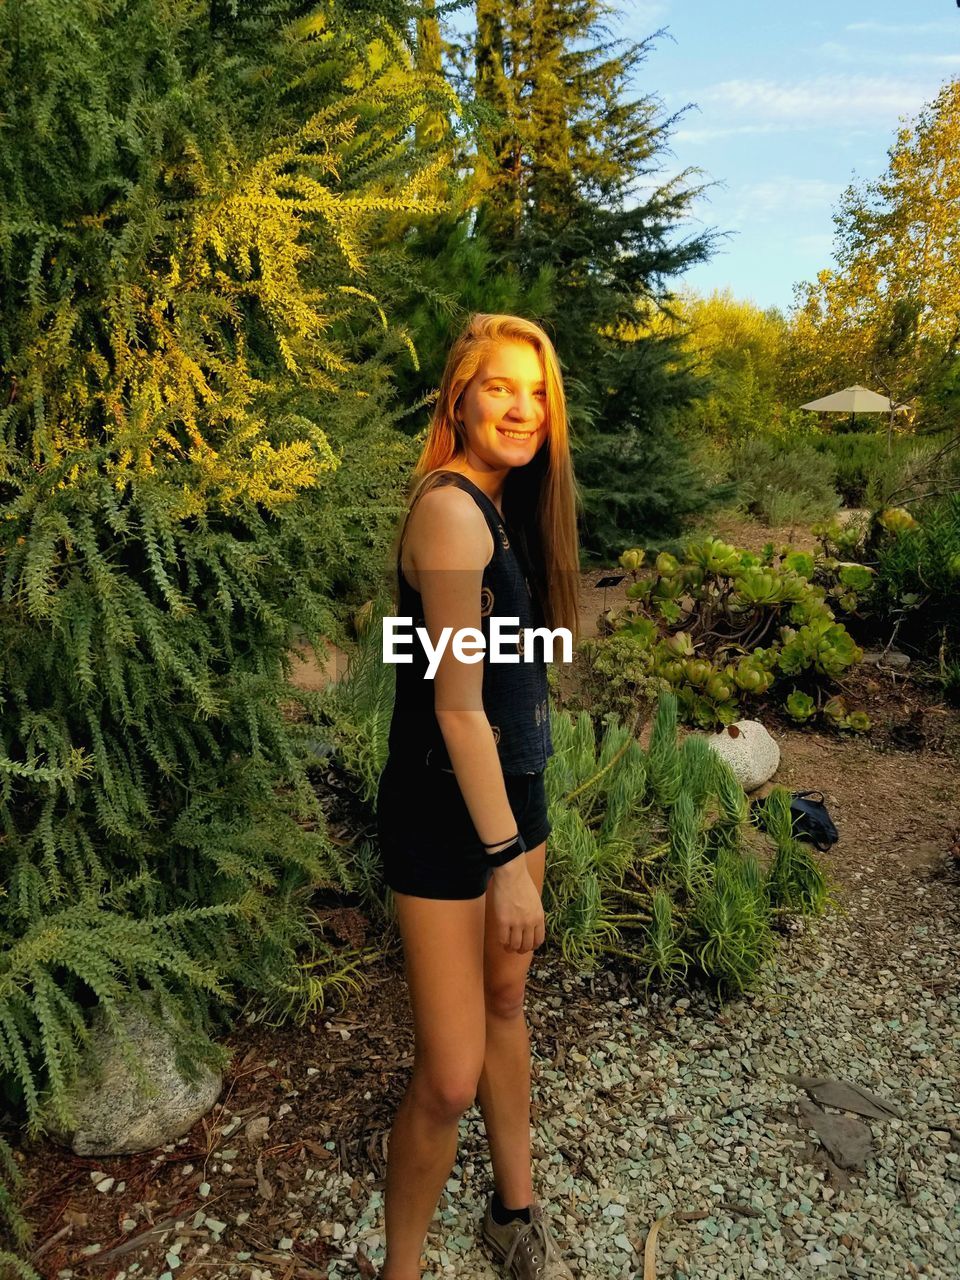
703,720,781,792
49,1001,222,1156
861,649,910,670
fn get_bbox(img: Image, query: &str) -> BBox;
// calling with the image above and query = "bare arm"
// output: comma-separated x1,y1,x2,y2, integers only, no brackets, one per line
406,486,516,846
406,486,544,950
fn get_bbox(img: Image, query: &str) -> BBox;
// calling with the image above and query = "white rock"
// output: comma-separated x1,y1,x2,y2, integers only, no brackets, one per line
48,1000,222,1156
704,720,780,792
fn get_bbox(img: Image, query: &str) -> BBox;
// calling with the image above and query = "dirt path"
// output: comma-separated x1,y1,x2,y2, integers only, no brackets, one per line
772,729,960,966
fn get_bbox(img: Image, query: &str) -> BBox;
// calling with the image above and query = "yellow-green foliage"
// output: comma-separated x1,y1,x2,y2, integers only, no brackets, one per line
784,81,960,429
650,289,793,442
0,0,454,1211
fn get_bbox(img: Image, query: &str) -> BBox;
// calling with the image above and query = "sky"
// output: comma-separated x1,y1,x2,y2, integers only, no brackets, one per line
616,0,960,310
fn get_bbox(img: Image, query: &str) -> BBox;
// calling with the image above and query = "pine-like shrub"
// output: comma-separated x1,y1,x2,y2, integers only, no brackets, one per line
0,0,448,1179
310,594,397,809
320,626,831,997
725,437,840,525
542,692,832,995
0,1132,38,1279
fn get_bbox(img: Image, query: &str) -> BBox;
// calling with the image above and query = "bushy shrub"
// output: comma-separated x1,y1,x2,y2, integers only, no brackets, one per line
874,499,960,602
0,0,445,1172
726,437,840,525
815,494,960,698
875,497,960,693
812,432,950,508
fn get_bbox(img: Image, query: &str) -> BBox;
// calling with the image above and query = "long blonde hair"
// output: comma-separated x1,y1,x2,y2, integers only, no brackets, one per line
393,313,581,642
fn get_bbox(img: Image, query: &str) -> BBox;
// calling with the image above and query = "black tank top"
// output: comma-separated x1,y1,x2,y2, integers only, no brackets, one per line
385,471,553,775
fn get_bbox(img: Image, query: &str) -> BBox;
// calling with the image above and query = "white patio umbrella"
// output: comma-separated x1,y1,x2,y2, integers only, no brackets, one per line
800,383,909,431
800,384,895,415
800,383,909,446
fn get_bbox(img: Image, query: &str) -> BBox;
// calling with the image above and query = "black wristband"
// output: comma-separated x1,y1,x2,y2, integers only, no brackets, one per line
482,832,520,849
484,833,527,867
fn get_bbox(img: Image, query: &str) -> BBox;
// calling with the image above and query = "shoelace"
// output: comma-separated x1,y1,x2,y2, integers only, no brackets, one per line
501,1206,562,1272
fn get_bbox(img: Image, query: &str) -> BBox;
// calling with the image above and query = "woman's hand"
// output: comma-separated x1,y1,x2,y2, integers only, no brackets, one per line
488,859,545,954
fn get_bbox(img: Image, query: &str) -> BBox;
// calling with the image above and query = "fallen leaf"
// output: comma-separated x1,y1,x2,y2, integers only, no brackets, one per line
643,1210,673,1279
355,1246,376,1278
785,1074,901,1120
300,1139,334,1161
796,1099,873,1170
255,1155,274,1201
245,1115,271,1148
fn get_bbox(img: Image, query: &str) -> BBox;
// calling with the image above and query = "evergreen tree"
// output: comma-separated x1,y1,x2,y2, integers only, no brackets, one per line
469,0,718,557
366,1,553,441
0,0,443,1179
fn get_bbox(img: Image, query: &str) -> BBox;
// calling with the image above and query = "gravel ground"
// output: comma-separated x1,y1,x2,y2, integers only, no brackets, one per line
64,868,959,1280
306,892,960,1280
44,729,960,1280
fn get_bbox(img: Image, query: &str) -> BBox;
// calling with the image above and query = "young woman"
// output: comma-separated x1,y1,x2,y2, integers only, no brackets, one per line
375,314,581,1280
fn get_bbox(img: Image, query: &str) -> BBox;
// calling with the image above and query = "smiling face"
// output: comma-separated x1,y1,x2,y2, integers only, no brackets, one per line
455,341,549,474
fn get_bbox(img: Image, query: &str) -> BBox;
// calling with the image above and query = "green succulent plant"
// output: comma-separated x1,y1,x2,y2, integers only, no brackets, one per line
686,537,741,574
838,562,875,592
620,547,646,572
878,507,919,534
665,631,695,657
782,551,815,578
778,619,862,679
591,534,870,734
785,690,816,722
656,551,682,576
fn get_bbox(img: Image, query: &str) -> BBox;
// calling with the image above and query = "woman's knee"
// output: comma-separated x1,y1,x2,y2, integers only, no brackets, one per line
411,1063,483,1122
484,974,528,1021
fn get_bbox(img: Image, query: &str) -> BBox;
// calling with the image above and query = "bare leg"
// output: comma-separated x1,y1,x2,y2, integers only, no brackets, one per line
475,842,547,1210
382,892,486,1280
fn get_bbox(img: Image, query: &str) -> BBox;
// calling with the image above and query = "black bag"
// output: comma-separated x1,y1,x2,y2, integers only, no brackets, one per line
789,790,839,852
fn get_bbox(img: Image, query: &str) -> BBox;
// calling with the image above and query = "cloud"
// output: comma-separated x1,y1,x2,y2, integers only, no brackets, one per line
674,122,801,145
820,41,960,68
729,178,841,226
845,21,959,36
700,77,932,128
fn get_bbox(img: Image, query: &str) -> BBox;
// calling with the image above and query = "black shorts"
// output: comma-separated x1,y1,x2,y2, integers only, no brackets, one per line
375,756,552,900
